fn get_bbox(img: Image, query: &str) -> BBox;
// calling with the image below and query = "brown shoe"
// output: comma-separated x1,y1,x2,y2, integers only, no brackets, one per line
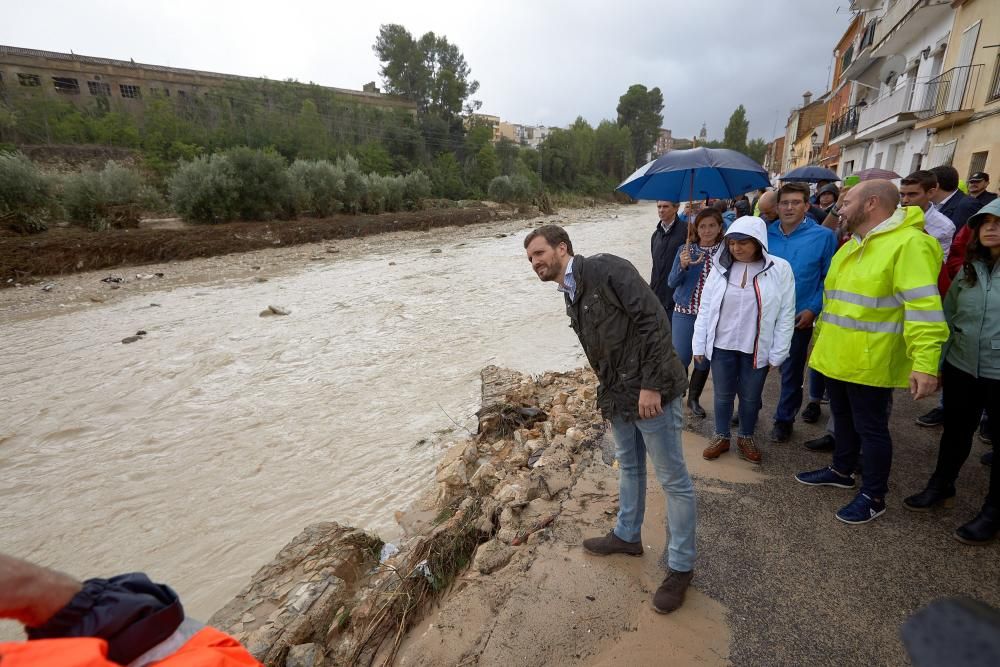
582,531,643,557
703,434,730,460
736,435,762,464
653,569,694,614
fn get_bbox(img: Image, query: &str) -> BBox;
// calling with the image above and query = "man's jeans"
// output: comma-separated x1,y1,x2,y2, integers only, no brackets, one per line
827,377,894,498
774,327,813,424
711,348,769,437
609,397,697,572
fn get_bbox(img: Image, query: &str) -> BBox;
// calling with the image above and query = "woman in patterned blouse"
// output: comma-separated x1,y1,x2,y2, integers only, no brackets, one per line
667,208,725,418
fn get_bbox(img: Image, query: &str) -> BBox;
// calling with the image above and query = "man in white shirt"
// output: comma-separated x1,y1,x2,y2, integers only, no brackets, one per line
899,170,955,260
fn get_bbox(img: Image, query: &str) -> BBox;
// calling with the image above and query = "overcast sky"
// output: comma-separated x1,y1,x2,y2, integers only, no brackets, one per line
5,0,852,142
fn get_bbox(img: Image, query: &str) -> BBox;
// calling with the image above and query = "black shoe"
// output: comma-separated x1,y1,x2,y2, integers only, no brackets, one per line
982,451,993,466
804,433,835,452
954,506,1000,545
686,368,709,419
903,485,956,512
582,531,644,557
770,421,792,443
979,421,992,444
916,407,945,427
801,402,821,424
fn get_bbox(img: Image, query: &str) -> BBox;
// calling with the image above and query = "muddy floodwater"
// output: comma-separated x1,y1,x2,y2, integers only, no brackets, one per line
0,202,661,627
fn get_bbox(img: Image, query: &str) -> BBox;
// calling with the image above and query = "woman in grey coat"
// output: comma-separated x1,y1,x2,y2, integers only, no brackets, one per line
903,199,1000,545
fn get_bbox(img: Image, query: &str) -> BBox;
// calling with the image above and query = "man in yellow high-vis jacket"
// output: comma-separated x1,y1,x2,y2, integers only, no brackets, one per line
795,180,949,524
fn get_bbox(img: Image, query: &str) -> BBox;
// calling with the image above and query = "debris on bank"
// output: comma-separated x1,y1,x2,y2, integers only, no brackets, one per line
209,365,605,667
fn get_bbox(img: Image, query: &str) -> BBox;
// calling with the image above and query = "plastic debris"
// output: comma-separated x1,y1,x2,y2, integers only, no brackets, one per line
379,543,399,563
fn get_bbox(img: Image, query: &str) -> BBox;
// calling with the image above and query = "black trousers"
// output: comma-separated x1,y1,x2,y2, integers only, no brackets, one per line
828,378,894,498
929,362,1000,509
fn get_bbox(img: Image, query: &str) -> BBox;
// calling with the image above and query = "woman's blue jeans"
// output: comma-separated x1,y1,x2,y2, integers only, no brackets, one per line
671,311,710,373
711,348,769,438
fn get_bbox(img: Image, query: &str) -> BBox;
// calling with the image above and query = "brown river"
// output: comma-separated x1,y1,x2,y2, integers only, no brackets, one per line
0,202,661,630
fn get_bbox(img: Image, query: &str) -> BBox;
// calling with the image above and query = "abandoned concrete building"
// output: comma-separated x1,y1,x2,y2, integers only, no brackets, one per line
0,44,416,114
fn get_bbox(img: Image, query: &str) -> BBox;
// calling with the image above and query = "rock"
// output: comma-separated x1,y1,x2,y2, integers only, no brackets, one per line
260,305,291,317
523,439,545,454
429,248,442,253
254,277,268,283
121,336,142,344
89,296,106,303
581,385,597,400
41,283,55,291
552,414,575,435
472,539,514,574
310,256,324,261
436,460,469,487
325,248,339,254
469,462,498,493
565,427,584,443
461,443,479,465
495,233,507,238
136,273,156,280
135,330,147,336
286,643,324,667
388,261,396,266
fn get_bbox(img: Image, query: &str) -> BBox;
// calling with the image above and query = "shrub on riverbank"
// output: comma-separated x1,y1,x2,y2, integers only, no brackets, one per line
168,154,240,223
0,151,59,234
62,161,159,231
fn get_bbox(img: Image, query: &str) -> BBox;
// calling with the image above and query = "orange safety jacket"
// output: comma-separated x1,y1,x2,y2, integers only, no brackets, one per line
0,626,261,667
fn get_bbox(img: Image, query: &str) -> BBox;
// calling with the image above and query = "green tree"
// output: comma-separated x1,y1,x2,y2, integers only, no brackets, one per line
616,84,664,166
429,152,466,199
593,120,633,181
723,105,749,152
466,143,499,194
294,99,328,159
373,24,480,121
746,137,768,164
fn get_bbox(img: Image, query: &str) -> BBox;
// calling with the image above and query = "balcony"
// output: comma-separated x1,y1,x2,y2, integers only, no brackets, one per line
915,64,985,130
856,79,928,139
829,106,860,145
872,0,953,58
841,20,881,84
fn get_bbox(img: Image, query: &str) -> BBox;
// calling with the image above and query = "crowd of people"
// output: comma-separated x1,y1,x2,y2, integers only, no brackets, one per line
525,166,998,614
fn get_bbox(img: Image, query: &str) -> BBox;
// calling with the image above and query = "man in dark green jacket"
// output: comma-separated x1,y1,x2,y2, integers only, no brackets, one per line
524,224,696,614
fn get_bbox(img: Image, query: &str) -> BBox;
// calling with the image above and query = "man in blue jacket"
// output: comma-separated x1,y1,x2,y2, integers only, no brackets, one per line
766,182,838,443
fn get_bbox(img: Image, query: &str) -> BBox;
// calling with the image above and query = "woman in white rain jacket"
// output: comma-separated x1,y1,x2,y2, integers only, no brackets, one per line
692,215,796,465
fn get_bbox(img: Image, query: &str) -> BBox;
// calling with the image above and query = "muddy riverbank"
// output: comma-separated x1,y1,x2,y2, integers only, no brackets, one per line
0,202,542,286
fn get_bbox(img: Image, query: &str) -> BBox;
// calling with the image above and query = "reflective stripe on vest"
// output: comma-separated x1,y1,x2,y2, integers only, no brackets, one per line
822,313,903,334
825,284,942,309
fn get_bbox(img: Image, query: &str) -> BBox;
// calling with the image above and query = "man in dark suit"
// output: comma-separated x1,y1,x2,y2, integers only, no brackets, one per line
930,165,984,231
650,200,688,323
968,172,997,204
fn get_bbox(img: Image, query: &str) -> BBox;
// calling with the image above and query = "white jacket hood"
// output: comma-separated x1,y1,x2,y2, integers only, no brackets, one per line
716,216,770,270
726,215,769,251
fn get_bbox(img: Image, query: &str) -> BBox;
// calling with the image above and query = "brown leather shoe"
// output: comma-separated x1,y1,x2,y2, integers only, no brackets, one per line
653,569,694,613
582,531,643,557
736,435,762,464
703,434,730,460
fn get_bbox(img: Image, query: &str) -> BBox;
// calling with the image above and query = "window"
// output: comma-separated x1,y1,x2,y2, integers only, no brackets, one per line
119,84,141,99
873,152,883,169
842,160,854,177
17,73,41,87
149,87,170,97
989,51,1000,103
969,151,988,177
52,77,80,95
909,153,922,174
88,81,111,96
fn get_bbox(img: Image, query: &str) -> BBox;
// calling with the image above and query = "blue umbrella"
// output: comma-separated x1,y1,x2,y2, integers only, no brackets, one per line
781,165,839,183
616,147,770,202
